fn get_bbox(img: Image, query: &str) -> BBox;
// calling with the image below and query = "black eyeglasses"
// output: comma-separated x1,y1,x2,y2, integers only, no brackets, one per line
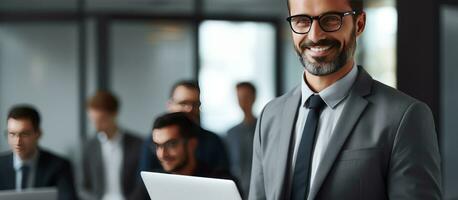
171,99,201,109
286,11,357,34
153,139,187,152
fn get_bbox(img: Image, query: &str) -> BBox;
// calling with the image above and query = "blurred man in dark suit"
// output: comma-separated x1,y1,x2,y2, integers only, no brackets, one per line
0,105,77,200
81,91,142,200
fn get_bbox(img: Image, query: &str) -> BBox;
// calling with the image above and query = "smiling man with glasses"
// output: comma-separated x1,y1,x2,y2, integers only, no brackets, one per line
248,0,441,199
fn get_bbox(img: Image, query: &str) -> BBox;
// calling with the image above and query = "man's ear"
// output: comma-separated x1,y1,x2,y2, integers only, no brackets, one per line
356,11,366,36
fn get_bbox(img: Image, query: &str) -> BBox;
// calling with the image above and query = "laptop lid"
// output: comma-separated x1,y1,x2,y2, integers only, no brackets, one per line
141,171,241,200
0,188,57,200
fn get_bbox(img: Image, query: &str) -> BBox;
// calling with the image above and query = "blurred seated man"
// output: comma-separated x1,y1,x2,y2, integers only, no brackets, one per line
225,82,257,199
153,112,232,178
0,105,77,200
138,80,229,173
134,112,236,199
81,91,142,200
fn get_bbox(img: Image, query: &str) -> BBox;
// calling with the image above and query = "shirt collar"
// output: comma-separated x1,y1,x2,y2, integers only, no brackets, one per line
301,62,359,109
97,129,123,145
13,149,39,171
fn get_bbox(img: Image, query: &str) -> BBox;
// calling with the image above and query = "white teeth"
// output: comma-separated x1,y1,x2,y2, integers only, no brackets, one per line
310,46,331,52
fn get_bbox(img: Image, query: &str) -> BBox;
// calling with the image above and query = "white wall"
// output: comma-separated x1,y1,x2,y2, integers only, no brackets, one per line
0,23,80,163
109,21,195,138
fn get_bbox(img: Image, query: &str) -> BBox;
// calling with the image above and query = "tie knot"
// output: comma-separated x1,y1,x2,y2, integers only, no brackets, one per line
305,95,325,110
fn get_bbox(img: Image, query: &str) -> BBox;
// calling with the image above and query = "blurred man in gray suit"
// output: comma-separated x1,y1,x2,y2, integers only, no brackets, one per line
248,0,441,199
81,91,142,200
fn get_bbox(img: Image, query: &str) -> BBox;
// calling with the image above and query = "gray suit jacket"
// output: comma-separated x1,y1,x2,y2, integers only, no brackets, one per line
248,67,441,200
81,131,143,200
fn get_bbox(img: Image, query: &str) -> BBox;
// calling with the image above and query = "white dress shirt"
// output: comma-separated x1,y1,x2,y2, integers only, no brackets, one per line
291,63,358,192
97,131,125,200
13,150,39,191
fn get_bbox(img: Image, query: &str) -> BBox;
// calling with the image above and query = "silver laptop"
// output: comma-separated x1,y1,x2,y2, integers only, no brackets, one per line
0,188,57,200
141,171,241,200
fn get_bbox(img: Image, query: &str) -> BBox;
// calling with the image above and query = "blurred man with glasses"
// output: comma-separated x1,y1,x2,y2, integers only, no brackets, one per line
153,112,201,175
139,112,237,199
152,112,231,178
249,0,441,199
0,105,77,200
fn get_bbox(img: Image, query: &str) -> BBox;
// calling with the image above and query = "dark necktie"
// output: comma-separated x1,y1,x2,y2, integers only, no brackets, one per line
291,94,326,200
21,165,30,189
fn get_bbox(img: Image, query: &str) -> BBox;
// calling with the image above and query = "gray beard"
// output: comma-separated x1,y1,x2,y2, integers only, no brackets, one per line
298,48,349,76
297,32,357,76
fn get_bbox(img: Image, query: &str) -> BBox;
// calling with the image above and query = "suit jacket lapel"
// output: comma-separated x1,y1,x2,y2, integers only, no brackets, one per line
121,133,130,195
34,149,46,187
308,67,373,200
274,86,301,199
0,153,16,189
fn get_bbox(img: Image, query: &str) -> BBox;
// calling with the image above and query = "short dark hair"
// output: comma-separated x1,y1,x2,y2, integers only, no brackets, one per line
169,80,200,98
152,112,199,139
348,0,364,13
87,90,120,113
236,82,257,96
7,105,41,131
287,0,364,13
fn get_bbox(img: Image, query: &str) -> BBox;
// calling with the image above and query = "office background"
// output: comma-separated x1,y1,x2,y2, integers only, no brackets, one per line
0,0,457,199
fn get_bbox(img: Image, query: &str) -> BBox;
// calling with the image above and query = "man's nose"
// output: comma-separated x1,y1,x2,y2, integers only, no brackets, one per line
307,19,326,43
15,136,23,145
156,146,164,157
157,146,169,158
